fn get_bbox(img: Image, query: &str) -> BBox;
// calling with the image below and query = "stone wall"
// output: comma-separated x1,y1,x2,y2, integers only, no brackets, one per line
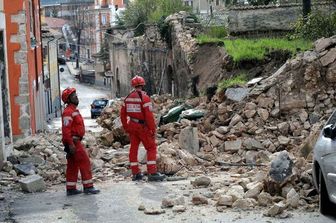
203,2,335,33
109,26,169,97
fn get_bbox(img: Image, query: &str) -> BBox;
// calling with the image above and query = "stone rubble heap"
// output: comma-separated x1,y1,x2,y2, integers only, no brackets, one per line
0,36,335,217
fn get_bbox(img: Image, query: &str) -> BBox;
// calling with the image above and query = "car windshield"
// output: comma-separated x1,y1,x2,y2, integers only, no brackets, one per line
93,100,107,106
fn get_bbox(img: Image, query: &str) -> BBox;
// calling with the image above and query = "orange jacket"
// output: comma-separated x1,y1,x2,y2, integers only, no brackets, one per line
120,89,156,132
62,104,85,146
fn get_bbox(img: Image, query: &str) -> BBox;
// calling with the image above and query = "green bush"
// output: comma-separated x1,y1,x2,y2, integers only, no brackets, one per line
205,26,228,39
291,11,336,40
217,74,247,92
122,0,191,33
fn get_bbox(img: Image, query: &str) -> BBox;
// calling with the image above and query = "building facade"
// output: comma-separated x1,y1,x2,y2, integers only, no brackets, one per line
0,0,50,166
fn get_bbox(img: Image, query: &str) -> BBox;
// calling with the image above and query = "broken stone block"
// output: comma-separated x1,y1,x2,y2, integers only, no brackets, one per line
257,108,269,121
226,185,244,201
245,151,258,164
14,163,36,175
216,195,233,207
144,207,165,215
264,201,286,217
178,127,199,154
157,154,180,175
277,122,289,135
224,140,242,153
244,110,256,119
192,194,208,205
191,176,211,188
138,204,145,211
269,151,293,183
162,197,175,208
286,188,300,208
278,136,290,145
244,182,263,199
172,205,186,213
177,149,196,166
2,161,13,173
229,114,242,127
232,198,255,210
314,37,336,52
326,62,336,82
225,88,249,102
258,192,273,207
243,138,264,150
216,126,229,135
320,48,336,66
18,156,44,166
19,174,46,193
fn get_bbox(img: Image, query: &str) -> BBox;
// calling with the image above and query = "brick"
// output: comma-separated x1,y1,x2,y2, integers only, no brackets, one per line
19,115,30,130
14,51,28,64
11,12,26,24
19,81,29,94
15,95,29,104
20,63,29,75
19,174,46,193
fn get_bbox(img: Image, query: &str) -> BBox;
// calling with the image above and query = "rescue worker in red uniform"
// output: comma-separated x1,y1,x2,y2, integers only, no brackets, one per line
61,87,100,195
120,76,166,181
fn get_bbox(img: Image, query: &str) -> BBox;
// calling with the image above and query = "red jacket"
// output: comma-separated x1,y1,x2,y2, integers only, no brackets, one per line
120,89,156,132
62,104,85,146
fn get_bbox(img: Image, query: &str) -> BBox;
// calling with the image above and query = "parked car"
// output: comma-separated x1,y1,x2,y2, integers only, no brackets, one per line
57,57,66,65
90,98,108,119
312,110,336,216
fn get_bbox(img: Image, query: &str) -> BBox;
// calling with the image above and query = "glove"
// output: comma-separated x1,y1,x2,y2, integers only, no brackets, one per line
65,144,76,159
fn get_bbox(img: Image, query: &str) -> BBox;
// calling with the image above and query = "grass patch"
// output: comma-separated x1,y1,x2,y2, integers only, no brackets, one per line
196,35,224,44
223,38,312,63
217,74,247,92
196,36,312,63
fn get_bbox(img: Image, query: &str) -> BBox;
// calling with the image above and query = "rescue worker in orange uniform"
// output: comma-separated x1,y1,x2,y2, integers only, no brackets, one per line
61,87,100,195
120,76,166,181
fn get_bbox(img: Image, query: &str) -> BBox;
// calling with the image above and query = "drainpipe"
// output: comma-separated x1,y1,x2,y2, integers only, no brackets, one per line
47,36,55,116
56,37,64,116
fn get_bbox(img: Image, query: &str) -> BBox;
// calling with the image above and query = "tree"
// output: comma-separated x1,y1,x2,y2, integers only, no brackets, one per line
122,0,190,35
69,0,87,69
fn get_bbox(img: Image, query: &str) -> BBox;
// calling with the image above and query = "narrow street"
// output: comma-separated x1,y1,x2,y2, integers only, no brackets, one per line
9,178,336,223
47,64,111,132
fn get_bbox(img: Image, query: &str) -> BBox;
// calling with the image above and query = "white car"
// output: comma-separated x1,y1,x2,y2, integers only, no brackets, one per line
313,110,336,215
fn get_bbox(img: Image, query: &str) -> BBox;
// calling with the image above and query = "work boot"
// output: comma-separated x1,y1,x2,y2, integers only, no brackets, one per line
132,173,144,181
148,172,166,182
84,186,100,195
66,189,82,196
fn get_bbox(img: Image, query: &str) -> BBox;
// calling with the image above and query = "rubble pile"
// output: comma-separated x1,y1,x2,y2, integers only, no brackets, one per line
1,36,335,217
96,36,336,215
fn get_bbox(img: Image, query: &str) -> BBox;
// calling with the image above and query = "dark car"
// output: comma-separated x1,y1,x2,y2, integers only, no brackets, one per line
312,110,336,216
90,98,108,119
57,57,66,65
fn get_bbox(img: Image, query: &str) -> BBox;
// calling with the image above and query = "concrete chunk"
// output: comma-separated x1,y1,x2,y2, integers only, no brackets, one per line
19,174,46,193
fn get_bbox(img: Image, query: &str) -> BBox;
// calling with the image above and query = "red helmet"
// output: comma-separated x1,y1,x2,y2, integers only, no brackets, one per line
61,87,76,103
131,75,145,87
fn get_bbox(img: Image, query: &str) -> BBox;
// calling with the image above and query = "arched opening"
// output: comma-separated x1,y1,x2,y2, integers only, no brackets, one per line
166,65,174,97
116,67,120,97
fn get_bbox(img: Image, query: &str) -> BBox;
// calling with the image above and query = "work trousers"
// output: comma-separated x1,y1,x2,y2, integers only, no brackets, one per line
66,141,93,189
128,121,157,175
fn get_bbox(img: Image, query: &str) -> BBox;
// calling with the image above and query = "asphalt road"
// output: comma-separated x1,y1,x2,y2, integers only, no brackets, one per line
47,64,110,132
9,179,336,223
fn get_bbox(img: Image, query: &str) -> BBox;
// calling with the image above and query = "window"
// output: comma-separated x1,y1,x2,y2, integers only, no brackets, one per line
101,14,107,25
